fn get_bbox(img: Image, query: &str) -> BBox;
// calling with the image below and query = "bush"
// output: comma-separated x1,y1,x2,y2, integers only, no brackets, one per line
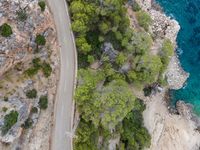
2,107,8,112
25,67,39,77
4,97,8,102
32,58,41,69
0,23,13,37
17,9,28,21
39,95,48,109
42,62,52,77
132,1,141,11
31,107,38,113
35,34,46,46
38,1,46,12
120,99,151,149
136,11,152,31
25,58,41,77
22,118,33,129
1,111,18,135
143,86,153,97
159,39,174,72
26,89,37,99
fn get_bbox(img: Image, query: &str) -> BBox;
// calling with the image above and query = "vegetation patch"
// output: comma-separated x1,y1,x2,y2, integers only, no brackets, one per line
136,10,152,31
69,0,172,149
26,89,37,99
0,23,13,37
39,95,48,109
1,111,18,135
35,34,46,46
38,1,46,12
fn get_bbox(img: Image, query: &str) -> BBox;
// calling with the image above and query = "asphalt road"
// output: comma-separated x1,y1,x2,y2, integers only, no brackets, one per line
47,0,76,150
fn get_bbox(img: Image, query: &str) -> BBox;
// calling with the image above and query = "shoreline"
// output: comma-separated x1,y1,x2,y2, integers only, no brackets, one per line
136,0,200,149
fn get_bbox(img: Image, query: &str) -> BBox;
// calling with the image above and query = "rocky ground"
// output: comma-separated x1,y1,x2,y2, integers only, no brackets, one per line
0,0,59,149
135,0,200,150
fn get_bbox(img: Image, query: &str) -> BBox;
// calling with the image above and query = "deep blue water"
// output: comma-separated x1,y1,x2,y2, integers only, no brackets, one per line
156,0,200,115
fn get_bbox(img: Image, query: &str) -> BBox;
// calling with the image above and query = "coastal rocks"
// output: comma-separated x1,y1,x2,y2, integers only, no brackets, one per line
149,9,180,43
143,91,200,150
176,100,193,119
166,56,189,90
135,0,180,43
176,100,200,127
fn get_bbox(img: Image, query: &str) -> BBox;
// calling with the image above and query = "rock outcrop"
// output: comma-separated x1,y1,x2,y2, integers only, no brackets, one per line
166,56,189,89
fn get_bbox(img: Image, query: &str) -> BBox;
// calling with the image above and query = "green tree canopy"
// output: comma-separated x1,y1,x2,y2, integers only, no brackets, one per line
136,10,152,31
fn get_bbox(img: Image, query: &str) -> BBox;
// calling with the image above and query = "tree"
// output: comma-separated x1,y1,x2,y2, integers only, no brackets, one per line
39,95,48,109
120,99,151,150
38,1,46,12
115,52,126,66
72,20,88,34
131,31,153,54
129,55,162,85
91,80,136,129
132,1,141,12
0,23,13,37
74,119,98,150
26,89,37,98
87,55,95,64
136,11,152,31
76,36,92,54
1,111,18,135
35,34,46,46
99,22,110,35
159,39,174,72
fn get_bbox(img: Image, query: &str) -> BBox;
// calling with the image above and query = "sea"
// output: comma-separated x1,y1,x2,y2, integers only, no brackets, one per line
156,0,200,115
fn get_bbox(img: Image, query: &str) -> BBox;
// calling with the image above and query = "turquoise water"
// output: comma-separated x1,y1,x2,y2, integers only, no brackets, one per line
156,0,200,115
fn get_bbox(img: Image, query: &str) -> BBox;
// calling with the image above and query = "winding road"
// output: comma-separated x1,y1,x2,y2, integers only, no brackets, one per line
47,0,77,150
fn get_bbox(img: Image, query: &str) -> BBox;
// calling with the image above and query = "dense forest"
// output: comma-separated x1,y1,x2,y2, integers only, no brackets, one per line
68,0,174,149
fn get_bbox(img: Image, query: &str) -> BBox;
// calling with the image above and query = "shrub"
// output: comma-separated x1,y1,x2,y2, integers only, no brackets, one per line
120,99,151,149
4,97,8,102
17,9,28,21
132,1,141,11
1,111,18,135
2,107,8,112
136,11,152,31
159,39,174,72
39,95,48,109
35,34,46,46
32,58,41,69
25,67,39,77
26,89,37,99
31,107,38,113
0,23,13,37
22,118,33,129
42,62,52,77
38,1,46,12
143,86,153,97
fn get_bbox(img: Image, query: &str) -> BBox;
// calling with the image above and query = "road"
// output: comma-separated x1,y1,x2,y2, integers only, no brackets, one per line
47,0,77,150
